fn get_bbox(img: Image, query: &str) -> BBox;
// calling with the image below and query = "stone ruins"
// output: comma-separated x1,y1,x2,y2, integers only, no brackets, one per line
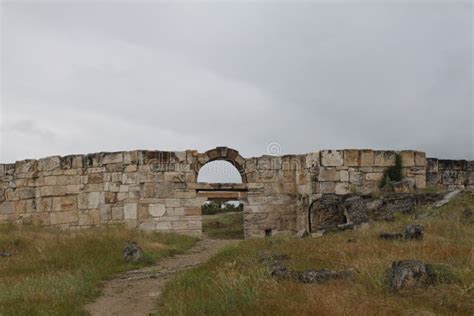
0,147,472,237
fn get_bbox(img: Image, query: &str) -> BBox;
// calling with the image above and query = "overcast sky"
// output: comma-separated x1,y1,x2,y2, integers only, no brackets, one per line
1,1,473,176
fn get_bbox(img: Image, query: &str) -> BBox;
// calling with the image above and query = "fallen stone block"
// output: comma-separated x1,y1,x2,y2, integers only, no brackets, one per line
389,260,432,290
123,241,143,263
404,224,423,240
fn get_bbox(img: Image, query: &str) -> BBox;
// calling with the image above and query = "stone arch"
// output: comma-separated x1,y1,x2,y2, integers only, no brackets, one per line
196,147,247,183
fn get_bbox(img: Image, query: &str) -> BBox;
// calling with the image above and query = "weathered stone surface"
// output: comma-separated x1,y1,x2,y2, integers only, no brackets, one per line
124,203,138,220
360,150,374,166
123,241,143,262
321,150,343,167
404,224,423,240
389,260,432,290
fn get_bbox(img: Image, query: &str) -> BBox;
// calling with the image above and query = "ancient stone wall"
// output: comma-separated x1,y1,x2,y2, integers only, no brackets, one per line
426,158,474,190
0,147,471,238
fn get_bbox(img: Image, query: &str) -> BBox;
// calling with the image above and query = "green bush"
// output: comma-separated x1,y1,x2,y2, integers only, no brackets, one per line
380,153,403,188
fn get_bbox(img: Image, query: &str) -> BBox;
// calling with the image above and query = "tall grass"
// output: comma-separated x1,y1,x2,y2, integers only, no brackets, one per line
160,192,474,315
0,225,196,315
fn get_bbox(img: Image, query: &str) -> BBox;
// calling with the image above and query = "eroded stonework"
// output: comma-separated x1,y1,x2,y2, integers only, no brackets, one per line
0,147,472,238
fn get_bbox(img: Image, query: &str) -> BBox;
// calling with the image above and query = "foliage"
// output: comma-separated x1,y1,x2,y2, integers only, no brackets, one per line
0,226,197,315
202,201,243,215
380,153,403,188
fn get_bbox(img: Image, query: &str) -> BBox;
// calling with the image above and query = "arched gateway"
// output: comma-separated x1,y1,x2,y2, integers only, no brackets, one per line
0,147,461,238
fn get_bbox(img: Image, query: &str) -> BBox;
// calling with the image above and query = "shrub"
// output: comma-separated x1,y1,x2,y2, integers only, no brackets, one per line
380,153,403,188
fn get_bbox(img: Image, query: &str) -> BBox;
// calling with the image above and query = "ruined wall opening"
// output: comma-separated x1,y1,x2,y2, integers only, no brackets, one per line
201,199,244,239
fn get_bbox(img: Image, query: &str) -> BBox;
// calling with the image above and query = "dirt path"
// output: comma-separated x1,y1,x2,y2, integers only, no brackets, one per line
84,238,239,316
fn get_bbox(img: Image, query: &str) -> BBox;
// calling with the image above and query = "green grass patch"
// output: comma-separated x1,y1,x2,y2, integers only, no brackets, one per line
0,225,197,315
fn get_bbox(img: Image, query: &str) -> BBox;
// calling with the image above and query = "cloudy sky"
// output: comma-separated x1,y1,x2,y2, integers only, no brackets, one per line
1,0,473,172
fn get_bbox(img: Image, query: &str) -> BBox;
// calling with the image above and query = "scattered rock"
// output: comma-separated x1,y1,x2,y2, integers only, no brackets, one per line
123,241,143,262
337,222,354,231
270,265,291,279
463,209,473,219
434,190,462,208
389,260,432,290
404,224,423,240
296,229,309,238
311,230,326,238
271,266,355,284
379,232,404,240
391,178,416,193
0,252,10,257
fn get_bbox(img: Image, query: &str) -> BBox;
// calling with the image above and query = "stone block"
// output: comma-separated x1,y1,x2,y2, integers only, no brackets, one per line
414,151,426,166
321,150,343,167
305,152,320,169
88,173,104,184
344,150,360,167
100,205,111,221
340,170,349,182
124,203,137,220
50,211,78,225
39,186,67,197
400,151,415,167
140,220,156,231
374,151,396,167
112,206,124,220
319,168,338,182
104,192,118,204
102,152,123,164
335,182,350,195
165,198,181,207
88,192,101,209
365,173,384,181
320,182,335,194
14,187,36,200
415,174,426,188
360,150,374,166
15,160,36,174
0,202,13,214
149,204,166,217
14,200,26,214
155,221,171,230
38,156,61,171
184,207,201,216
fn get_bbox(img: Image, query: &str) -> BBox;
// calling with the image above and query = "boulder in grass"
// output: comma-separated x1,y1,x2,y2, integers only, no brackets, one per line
404,224,424,240
389,260,432,290
123,241,143,262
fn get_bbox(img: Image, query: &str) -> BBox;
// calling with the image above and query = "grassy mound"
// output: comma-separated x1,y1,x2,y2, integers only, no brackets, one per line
0,225,197,315
159,192,474,315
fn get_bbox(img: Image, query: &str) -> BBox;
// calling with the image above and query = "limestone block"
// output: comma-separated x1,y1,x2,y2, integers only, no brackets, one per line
320,182,335,194
149,204,166,217
39,186,67,197
112,206,124,220
122,173,138,185
119,185,129,193
31,212,50,225
78,193,88,210
360,150,374,166
140,220,156,231
415,175,426,188
15,160,36,174
66,184,83,194
104,192,118,204
50,211,78,225
344,150,360,167
319,168,338,182
102,152,123,164
124,165,138,173
400,151,415,167
349,171,363,183
155,221,171,230
37,198,52,212
124,203,137,220
414,151,426,167
100,205,111,221
365,173,384,181
44,176,56,186
172,221,187,230
321,150,343,167
105,163,125,173
124,151,139,165
14,200,26,214
117,192,128,201
335,182,350,195
174,191,196,199
165,198,181,207
88,173,104,184
0,202,13,214
13,188,36,200
374,151,396,167
88,192,101,209
305,152,320,169
38,156,61,171
79,210,100,226
340,170,349,182
187,221,202,230
184,207,201,216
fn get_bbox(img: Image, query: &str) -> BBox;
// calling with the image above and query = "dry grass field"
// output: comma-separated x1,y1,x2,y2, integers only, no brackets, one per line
0,226,196,315
160,192,474,315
